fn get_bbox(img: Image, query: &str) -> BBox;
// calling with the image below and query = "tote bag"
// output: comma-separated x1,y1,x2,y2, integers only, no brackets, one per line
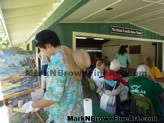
99,82,117,114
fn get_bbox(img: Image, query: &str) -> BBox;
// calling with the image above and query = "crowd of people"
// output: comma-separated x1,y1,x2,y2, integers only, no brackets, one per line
21,29,163,122
90,45,164,120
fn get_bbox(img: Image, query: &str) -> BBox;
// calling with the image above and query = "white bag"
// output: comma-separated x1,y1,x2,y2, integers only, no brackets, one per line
100,93,109,111
107,95,116,106
106,104,116,115
100,93,116,114
99,82,117,115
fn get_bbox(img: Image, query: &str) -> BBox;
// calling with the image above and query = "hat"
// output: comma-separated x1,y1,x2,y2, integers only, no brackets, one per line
72,49,91,70
110,59,120,71
61,46,91,82
136,65,151,76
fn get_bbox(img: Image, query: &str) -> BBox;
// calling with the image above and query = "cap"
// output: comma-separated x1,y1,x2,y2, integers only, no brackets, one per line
110,59,120,71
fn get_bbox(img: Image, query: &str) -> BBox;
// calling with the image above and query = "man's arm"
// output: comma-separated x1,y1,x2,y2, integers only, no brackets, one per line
23,54,66,113
153,67,163,78
22,98,55,113
32,98,54,109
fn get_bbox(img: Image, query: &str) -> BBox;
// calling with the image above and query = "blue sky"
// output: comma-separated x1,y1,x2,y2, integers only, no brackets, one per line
0,50,34,67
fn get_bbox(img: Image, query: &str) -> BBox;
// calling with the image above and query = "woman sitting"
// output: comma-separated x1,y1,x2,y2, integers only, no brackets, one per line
105,59,129,86
105,59,129,104
129,65,164,117
97,59,129,115
91,60,105,87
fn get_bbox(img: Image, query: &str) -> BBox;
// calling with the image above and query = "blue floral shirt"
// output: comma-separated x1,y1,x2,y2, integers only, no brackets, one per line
44,49,83,123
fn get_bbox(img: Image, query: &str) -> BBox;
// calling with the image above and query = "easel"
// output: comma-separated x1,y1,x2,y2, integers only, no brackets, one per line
35,111,45,123
12,107,45,123
0,49,45,123
2,93,45,123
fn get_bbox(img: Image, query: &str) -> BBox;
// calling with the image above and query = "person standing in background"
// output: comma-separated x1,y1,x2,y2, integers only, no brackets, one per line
38,51,49,93
115,46,131,77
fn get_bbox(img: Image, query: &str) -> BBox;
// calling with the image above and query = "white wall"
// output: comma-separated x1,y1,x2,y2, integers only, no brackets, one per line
102,40,155,69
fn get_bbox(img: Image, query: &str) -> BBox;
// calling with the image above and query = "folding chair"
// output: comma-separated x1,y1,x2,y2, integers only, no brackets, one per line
131,94,156,117
86,78,100,100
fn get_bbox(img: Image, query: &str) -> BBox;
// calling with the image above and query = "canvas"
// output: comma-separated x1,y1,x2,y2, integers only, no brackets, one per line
0,49,40,100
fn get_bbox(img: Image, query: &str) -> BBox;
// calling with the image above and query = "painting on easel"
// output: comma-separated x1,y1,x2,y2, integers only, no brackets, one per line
0,49,40,100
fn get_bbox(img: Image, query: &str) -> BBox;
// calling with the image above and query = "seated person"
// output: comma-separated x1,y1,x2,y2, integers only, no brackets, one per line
105,59,129,86
99,79,122,115
129,65,164,117
91,60,105,87
98,78,128,115
143,56,163,79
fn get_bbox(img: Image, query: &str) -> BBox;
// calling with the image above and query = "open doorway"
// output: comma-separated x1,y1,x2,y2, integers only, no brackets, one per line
73,32,163,73
76,36,109,61
102,39,156,69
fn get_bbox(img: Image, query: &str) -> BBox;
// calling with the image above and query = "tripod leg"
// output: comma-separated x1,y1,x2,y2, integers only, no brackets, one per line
35,111,45,123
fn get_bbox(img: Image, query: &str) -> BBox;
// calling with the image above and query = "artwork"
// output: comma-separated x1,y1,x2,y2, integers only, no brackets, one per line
0,49,40,100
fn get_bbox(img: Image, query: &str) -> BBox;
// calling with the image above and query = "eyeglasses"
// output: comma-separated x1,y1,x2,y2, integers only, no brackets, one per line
35,39,47,44
35,39,51,47
35,39,42,43
35,39,40,46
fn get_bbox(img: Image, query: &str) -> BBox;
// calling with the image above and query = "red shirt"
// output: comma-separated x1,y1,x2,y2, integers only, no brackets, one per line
105,70,129,86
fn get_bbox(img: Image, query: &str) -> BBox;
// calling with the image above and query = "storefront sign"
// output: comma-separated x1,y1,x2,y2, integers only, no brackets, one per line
110,26,143,36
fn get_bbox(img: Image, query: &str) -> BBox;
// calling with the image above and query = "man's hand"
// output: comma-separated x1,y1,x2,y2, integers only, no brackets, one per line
22,98,55,113
23,101,35,113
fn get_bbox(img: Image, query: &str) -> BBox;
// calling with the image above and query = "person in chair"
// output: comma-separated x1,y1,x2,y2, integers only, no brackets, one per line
129,64,164,118
91,60,105,87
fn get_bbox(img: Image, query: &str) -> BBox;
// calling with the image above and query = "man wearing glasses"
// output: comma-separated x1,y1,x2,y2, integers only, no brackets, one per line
22,30,84,123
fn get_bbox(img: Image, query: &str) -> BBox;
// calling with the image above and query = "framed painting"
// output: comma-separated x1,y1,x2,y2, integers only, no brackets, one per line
0,49,40,100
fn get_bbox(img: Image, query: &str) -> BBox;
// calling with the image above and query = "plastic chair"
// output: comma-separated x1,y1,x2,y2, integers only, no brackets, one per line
87,78,100,100
131,94,156,117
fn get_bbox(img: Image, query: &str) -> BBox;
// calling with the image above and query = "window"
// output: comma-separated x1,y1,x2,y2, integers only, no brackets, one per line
129,45,141,54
